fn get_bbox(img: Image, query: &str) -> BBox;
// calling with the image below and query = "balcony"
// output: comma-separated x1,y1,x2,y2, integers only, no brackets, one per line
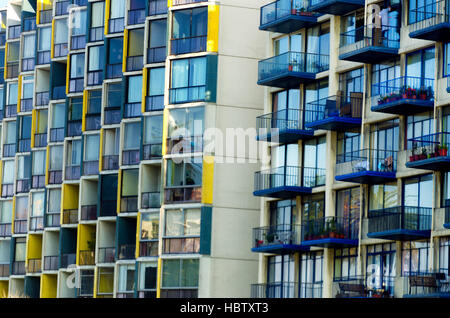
335,276,394,298
61,253,76,268
43,255,59,271
251,282,322,298
141,191,160,209
36,91,50,107
339,25,399,64
139,240,158,257
367,206,432,240
90,27,104,42
147,47,166,64
117,244,135,260
79,250,95,266
50,128,65,142
143,143,162,160
164,186,202,204
85,113,101,131
46,212,60,228
27,258,41,273
67,120,82,137
71,35,86,51
32,175,45,189
0,263,9,277
68,78,84,93
55,0,70,16
335,149,397,184
0,223,11,237
122,149,140,165
87,70,103,86
80,205,97,221
371,76,434,115
52,86,67,100
128,8,146,25
83,161,99,176
166,136,203,154
252,224,307,254
126,56,144,72
18,139,31,152
409,1,450,41
8,25,21,39
22,58,35,72
124,102,141,118
65,165,81,180
20,98,33,113
146,95,164,112
403,271,450,298
62,209,78,225
169,85,206,104
103,155,119,171
98,247,115,263
1,184,14,197
305,93,363,131
106,63,122,79
6,62,19,79
301,216,359,247
5,105,17,118
258,52,329,88
172,0,208,5
160,289,198,298
16,179,30,193
48,170,63,184
14,220,27,234
148,0,168,16
163,237,200,254
170,36,207,55
54,43,69,58
253,166,325,198
120,196,138,213
109,18,125,34
39,9,53,23
406,133,450,171
104,107,121,125
259,0,320,34
12,261,26,275
37,51,51,65
309,0,364,15
445,205,450,229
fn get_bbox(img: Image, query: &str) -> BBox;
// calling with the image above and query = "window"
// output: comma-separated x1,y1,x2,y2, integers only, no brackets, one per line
166,158,202,188
339,68,364,99
161,259,199,288
106,82,123,108
52,103,66,128
68,140,82,166
402,241,430,275
403,174,433,208
71,9,87,36
304,79,328,107
54,19,68,45
442,173,450,207
299,252,323,297
110,0,125,19
274,34,301,55
2,160,14,184
19,116,32,140
91,1,105,29
84,134,100,161
139,262,157,294
143,115,163,158
32,150,46,176
31,192,45,217
22,34,35,59
148,19,166,62
406,47,435,83
165,208,200,237
108,37,123,65
7,82,18,106
170,57,206,104
123,122,141,150
15,196,28,220
88,90,102,114
0,201,12,224
370,119,399,152
147,67,165,110
121,169,139,197
70,54,85,79
266,255,295,297
167,107,204,153
17,155,31,180
118,264,135,293
172,8,207,54
366,243,396,296
306,22,330,56
439,237,450,274
270,199,297,226
48,188,61,213
334,248,358,281
371,59,401,97
272,89,300,113
302,194,325,221
303,137,326,186
409,0,434,24
128,28,145,57
336,187,360,221
337,132,360,162
88,45,105,72
369,182,398,211
141,212,159,241
38,26,51,52
69,97,83,121
49,146,63,171
406,112,434,150
127,75,142,104
5,121,16,144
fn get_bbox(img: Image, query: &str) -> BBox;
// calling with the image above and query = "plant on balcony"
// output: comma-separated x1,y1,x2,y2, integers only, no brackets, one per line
410,142,419,162
255,238,264,247
264,231,276,243
439,144,448,157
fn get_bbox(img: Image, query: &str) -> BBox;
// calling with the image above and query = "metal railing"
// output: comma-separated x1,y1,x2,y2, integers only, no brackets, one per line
109,17,125,34
87,70,103,86
67,120,82,137
8,25,21,39
163,237,200,254
27,258,41,273
29,216,44,231
55,0,70,16
98,247,115,263
90,26,104,42
21,58,35,72
80,205,97,221
68,78,84,93
170,35,207,55
83,161,99,176
403,271,450,296
39,9,53,23
85,113,101,131
128,8,146,25
50,128,65,142
372,76,434,106
260,0,319,26
104,107,121,125
410,0,449,33
1,183,14,197
256,108,311,136
5,104,17,118
12,261,25,275
61,253,76,268
126,56,144,72
368,206,432,234
172,0,207,5
34,133,47,148
147,47,166,64
37,51,51,65
106,63,122,79
0,223,11,237
71,35,86,50
62,209,78,224
251,282,323,298
52,86,66,100
407,132,450,163
103,155,119,170
302,216,359,242
252,224,302,249
20,98,33,113
117,244,135,260
6,62,19,79
334,275,394,298
14,220,27,234
160,289,198,298
254,166,326,192
139,240,159,257
48,170,63,184
149,0,168,15
0,263,9,277
79,250,95,266
305,94,363,123
124,102,142,118
258,51,329,82
22,17,37,32
335,149,397,176
146,95,164,111
18,139,31,152
36,91,50,106
339,25,400,56
141,191,160,209
43,255,59,271
169,85,206,104
46,212,60,227
54,43,69,58
120,196,138,213
143,143,163,160
65,165,81,180
166,136,203,154
16,179,30,193
164,186,202,204
122,149,140,165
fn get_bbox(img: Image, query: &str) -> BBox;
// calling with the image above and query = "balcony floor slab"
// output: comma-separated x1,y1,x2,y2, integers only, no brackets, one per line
371,99,434,115
335,171,396,184
253,186,312,199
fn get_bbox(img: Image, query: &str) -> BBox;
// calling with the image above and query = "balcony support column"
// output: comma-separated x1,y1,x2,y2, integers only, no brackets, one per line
322,248,334,298
325,131,337,218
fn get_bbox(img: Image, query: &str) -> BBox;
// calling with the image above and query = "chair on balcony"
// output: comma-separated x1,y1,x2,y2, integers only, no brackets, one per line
353,160,369,172
336,282,368,298
350,92,363,117
379,156,393,172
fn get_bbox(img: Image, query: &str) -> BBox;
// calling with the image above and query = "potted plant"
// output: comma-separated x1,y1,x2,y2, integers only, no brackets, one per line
420,147,427,160
440,144,448,157
419,87,427,100
265,232,276,243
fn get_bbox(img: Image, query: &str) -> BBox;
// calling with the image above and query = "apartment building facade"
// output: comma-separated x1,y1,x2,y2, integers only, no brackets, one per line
0,0,265,298
252,0,450,298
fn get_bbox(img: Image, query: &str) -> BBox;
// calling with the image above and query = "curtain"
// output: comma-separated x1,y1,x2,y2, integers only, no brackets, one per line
127,75,142,103
52,103,65,128
141,213,159,240
144,115,163,144
33,151,46,175
22,34,35,58
32,192,45,217
185,209,201,236
91,2,105,28
6,121,16,143
54,19,68,44
110,0,125,19
89,45,104,71
71,53,85,78
48,189,61,213
189,57,206,87
37,110,48,134
85,134,100,161
172,59,189,88
118,265,135,292
8,83,18,105
71,140,82,165
128,29,144,56
0,201,12,223
39,27,52,51
162,259,180,288
71,9,87,36
124,122,141,150
165,209,184,236
149,67,165,96
50,146,63,170
181,259,199,287
22,82,34,99
15,197,28,220
150,19,166,47
2,161,14,183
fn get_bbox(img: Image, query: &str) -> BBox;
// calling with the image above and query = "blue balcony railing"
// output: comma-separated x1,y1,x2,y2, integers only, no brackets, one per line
301,216,359,247
22,58,35,72
90,27,104,42
106,63,122,79
126,55,144,72
406,132,450,171
104,108,121,125
8,25,21,39
251,282,322,298
252,224,305,254
309,0,364,15
260,0,321,33
169,85,206,104
50,128,65,142
403,271,450,298
54,43,69,58
305,93,363,131
23,17,37,32
335,148,397,184
39,9,53,23
339,25,400,63
52,86,67,100
37,51,51,65
149,0,168,15
124,102,141,118
258,51,329,87
146,95,164,111
55,0,70,16
109,18,125,34
170,36,207,55
67,120,82,137
87,70,103,86
147,46,166,64
36,91,50,106
368,206,432,240
409,0,450,41
128,9,146,25
172,0,207,5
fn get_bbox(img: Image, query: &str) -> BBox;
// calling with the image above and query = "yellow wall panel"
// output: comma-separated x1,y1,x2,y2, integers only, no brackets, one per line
116,169,122,214
104,0,110,35
207,5,220,53
122,29,128,73
26,234,43,260
82,90,87,132
40,274,57,298
201,156,214,204
0,281,8,298
161,108,169,156
62,184,79,210
30,109,36,148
